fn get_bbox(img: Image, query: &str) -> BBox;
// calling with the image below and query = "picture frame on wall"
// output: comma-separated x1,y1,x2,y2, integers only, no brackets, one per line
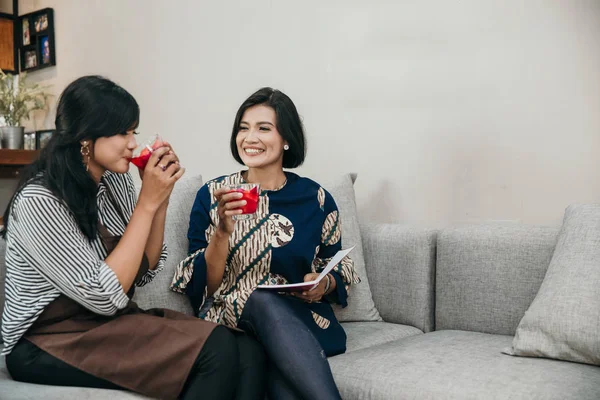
19,8,55,72
24,49,36,68
22,18,29,45
34,13,47,32
40,35,49,64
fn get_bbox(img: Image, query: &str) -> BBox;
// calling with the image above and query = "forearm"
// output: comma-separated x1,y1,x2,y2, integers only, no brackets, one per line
105,203,155,292
145,202,168,269
204,229,230,296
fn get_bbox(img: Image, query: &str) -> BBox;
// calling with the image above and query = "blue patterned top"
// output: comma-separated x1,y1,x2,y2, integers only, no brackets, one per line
171,171,360,331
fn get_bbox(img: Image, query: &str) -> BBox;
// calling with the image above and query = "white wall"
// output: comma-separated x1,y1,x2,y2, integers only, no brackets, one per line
18,0,600,227
0,0,13,14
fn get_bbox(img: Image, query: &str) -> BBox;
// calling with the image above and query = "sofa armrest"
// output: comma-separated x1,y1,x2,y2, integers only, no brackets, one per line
360,224,437,332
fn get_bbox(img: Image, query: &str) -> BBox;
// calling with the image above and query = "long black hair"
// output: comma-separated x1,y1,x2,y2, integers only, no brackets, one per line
230,87,306,168
1,75,139,240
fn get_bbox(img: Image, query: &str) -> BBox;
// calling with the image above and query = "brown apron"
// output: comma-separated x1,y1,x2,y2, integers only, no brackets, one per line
24,185,217,400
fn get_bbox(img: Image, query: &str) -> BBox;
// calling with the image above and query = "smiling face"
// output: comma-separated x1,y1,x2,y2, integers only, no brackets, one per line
235,104,287,170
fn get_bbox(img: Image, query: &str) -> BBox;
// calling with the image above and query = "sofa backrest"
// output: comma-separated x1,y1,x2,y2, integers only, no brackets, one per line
361,224,437,332
132,175,202,315
435,224,559,335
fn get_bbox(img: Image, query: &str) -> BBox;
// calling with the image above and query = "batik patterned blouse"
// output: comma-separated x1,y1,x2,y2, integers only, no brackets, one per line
171,171,360,330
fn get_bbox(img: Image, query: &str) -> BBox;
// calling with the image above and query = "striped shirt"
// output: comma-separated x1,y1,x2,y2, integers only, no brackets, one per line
1,171,167,355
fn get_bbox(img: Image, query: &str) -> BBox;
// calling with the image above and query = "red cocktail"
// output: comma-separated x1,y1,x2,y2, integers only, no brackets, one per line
129,134,166,170
227,184,260,220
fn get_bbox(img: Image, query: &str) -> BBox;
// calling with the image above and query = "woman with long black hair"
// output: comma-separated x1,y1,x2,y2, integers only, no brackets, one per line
1,76,266,400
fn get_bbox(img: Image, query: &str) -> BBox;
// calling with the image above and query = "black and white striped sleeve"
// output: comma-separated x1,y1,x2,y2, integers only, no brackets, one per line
12,191,129,315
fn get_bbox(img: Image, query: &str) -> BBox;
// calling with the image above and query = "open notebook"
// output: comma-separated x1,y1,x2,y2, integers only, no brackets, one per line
256,246,355,293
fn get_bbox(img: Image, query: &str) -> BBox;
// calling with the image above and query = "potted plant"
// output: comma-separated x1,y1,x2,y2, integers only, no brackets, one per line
0,69,50,149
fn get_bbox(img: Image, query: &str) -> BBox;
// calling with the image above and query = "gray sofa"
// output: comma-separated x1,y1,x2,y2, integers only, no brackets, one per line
1,174,599,399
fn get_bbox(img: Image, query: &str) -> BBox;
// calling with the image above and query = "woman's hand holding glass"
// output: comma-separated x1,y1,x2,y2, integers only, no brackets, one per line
137,146,185,212
213,187,247,235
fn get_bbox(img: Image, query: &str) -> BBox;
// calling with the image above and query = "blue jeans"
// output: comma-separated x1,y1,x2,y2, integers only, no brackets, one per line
238,290,343,400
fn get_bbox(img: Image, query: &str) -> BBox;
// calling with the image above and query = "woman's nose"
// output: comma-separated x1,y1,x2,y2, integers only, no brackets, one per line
129,136,138,149
245,129,259,142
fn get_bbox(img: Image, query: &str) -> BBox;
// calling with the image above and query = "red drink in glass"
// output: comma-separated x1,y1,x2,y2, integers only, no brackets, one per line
129,134,166,170
227,184,260,220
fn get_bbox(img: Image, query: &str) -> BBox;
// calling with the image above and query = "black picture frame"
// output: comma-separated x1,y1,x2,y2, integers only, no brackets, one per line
19,8,55,72
35,129,55,150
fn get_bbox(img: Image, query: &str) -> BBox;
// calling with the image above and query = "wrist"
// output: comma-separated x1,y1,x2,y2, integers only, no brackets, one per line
136,198,159,215
214,228,231,241
323,274,332,294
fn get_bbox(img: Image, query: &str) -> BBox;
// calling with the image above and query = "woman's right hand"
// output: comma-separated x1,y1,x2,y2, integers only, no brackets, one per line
213,187,246,235
138,147,185,212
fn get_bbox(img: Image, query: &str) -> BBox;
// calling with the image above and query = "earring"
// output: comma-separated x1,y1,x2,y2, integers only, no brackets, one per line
284,144,289,151
80,141,90,172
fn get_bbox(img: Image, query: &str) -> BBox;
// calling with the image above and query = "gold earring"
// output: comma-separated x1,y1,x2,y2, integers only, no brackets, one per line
80,141,90,171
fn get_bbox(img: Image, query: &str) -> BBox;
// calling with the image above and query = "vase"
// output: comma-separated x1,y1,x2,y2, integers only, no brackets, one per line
0,126,25,149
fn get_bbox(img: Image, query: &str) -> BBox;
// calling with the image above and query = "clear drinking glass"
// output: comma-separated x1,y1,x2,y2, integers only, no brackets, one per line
128,134,166,170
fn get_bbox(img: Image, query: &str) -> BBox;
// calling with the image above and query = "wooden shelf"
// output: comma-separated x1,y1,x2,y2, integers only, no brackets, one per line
0,150,38,225
0,149,39,166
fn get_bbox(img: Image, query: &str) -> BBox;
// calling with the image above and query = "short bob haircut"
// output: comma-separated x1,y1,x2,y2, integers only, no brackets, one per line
230,87,306,169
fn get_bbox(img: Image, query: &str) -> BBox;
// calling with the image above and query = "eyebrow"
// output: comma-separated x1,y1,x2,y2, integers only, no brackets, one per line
240,121,274,127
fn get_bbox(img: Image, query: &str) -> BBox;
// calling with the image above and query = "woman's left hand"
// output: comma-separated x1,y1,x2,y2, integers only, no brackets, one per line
294,272,327,303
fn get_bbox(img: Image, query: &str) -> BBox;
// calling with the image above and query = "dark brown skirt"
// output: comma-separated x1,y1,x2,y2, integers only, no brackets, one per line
26,295,217,400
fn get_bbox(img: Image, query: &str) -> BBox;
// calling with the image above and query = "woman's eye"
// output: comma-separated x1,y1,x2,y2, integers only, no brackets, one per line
259,126,270,131
239,126,248,131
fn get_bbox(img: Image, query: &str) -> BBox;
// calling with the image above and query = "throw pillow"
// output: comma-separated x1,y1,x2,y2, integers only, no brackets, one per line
504,204,600,365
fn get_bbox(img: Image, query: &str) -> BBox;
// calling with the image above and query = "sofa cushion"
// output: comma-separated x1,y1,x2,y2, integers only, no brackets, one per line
329,330,600,400
361,224,437,332
341,321,422,353
436,225,559,335
132,175,202,315
506,205,600,365
321,174,381,322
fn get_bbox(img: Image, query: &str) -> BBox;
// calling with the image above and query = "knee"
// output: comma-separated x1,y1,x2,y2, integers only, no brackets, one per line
5,351,23,381
5,340,37,382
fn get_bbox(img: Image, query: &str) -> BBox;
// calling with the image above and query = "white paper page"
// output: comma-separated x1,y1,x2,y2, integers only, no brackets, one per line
257,246,355,290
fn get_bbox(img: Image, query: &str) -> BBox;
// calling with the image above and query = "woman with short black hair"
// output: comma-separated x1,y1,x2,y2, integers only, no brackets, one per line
173,87,360,400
